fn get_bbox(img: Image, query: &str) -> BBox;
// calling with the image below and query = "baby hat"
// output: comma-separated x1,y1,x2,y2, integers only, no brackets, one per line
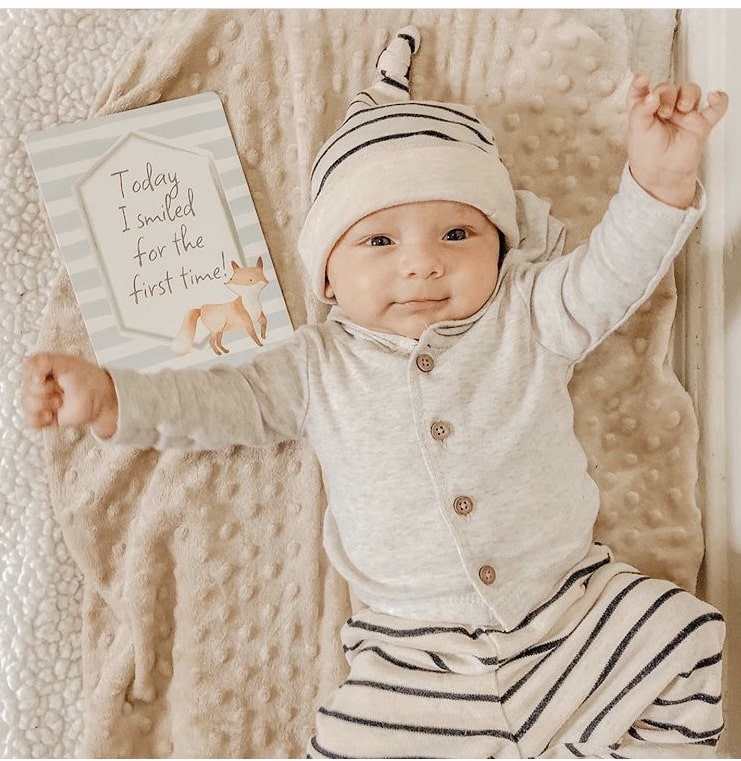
297,25,520,303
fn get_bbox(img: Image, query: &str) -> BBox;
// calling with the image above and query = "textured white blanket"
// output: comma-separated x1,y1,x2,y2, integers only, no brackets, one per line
0,10,172,756
3,8,701,758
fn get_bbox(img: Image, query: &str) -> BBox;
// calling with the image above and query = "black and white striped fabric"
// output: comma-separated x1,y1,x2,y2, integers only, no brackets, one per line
307,546,724,759
308,100,502,202
297,26,519,304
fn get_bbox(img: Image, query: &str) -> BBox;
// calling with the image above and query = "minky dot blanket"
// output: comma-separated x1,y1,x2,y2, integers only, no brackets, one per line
3,9,705,757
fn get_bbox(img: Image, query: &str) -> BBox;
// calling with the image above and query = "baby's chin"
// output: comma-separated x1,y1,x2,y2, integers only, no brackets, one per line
347,297,488,339
388,308,472,340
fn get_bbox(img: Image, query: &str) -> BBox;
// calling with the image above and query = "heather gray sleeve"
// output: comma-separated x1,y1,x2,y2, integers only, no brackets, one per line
98,331,310,451
514,165,705,362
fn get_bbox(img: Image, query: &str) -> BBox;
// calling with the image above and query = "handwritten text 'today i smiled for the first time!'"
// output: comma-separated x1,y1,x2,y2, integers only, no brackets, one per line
111,162,230,305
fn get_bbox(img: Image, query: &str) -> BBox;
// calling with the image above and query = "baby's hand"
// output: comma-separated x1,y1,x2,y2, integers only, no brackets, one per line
626,74,728,209
22,353,118,439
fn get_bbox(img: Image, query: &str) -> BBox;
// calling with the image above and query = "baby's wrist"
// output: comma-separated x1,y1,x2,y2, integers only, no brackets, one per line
91,369,118,439
628,165,697,209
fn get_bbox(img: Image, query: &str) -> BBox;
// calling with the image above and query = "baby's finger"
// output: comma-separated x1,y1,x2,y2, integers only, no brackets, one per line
23,383,60,412
701,90,730,130
24,372,60,403
23,353,55,386
676,82,702,113
628,80,663,133
627,72,651,111
652,83,680,119
26,407,57,429
23,390,60,428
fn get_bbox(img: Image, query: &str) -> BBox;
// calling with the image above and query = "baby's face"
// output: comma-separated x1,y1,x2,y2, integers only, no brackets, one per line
325,201,501,340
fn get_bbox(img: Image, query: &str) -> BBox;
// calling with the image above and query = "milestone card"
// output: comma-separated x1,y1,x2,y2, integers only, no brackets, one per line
26,92,293,372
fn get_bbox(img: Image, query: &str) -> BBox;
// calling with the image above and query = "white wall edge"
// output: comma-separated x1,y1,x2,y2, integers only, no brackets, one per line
675,9,741,757
674,7,731,614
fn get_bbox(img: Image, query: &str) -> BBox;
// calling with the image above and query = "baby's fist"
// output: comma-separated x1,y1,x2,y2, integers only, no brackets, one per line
22,353,118,438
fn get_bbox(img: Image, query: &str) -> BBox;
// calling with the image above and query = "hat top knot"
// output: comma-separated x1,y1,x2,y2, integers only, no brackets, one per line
346,26,421,117
375,25,420,90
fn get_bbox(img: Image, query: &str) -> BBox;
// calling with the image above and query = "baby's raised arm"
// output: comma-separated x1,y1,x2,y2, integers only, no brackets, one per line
22,353,118,439
626,74,728,208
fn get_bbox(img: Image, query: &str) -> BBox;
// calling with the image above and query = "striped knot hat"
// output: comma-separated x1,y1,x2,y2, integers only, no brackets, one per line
298,25,519,303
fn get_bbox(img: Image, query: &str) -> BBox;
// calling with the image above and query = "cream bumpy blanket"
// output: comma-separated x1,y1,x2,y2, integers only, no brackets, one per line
36,9,706,758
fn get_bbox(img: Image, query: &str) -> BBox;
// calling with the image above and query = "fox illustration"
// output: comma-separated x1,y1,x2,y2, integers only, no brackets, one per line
172,258,269,356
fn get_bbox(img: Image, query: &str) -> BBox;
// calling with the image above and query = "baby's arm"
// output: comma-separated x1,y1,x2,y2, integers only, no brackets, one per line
22,353,118,439
517,77,727,361
23,334,310,451
626,75,728,209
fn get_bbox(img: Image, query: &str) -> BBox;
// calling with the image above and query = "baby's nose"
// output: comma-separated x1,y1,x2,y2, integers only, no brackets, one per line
400,245,444,278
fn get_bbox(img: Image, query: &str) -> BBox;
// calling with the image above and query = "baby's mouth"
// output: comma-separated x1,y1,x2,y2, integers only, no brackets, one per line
398,295,447,304
397,298,448,313
399,297,443,304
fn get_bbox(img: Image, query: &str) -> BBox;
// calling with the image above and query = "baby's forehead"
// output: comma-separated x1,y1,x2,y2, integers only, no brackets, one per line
352,200,491,226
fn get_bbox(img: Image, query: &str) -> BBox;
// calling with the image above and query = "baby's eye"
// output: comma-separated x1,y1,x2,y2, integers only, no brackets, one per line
367,235,393,247
443,227,468,241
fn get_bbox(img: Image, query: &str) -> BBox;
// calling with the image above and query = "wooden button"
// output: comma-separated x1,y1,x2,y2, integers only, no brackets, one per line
453,496,474,515
430,421,451,441
478,565,496,585
416,354,434,372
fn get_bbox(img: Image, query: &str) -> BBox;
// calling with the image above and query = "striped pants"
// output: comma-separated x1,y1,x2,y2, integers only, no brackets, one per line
308,547,725,758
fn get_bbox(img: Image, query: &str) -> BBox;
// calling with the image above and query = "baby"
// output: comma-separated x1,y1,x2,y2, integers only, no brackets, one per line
23,26,728,759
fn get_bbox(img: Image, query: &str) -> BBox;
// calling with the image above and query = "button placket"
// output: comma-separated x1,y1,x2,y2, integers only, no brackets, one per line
416,352,451,443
